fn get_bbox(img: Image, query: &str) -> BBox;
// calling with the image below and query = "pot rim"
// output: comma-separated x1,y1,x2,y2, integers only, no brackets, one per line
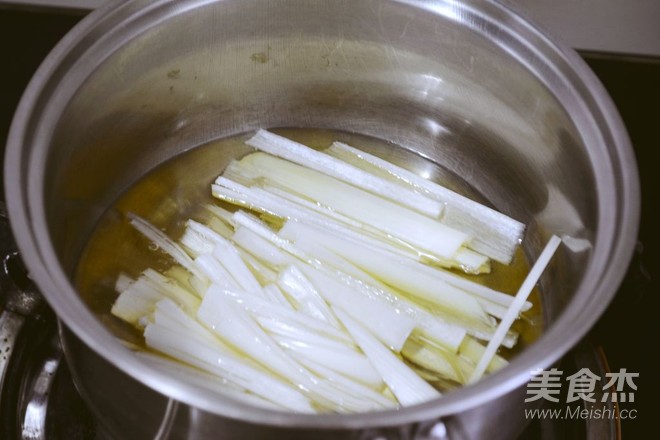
4,0,640,429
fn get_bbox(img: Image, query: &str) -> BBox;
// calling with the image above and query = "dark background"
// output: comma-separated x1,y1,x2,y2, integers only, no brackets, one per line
1,5,658,438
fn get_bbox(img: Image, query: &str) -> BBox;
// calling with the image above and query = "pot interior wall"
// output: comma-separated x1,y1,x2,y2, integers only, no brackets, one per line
43,0,596,330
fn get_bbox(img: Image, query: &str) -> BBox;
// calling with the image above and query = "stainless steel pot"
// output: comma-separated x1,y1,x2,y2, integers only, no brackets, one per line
4,0,639,438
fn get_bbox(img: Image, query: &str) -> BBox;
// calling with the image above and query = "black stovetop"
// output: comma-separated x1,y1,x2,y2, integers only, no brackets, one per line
1,5,658,439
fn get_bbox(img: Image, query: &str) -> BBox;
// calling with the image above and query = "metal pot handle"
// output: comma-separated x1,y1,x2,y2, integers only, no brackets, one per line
0,201,48,398
0,202,45,315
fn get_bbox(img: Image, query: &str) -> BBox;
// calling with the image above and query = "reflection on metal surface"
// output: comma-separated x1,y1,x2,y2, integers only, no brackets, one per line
154,398,179,440
22,356,61,440
427,422,449,439
0,312,24,399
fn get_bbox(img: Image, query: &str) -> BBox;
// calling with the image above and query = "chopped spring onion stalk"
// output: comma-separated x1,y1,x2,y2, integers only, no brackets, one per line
111,278,164,327
127,213,204,280
232,211,307,259
314,256,467,353
334,308,441,406
115,272,134,292
468,236,562,383
290,241,468,352
232,226,295,267
245,129,444,218
193,254,241,291
279,218,531,314
280,221,490,327
217,288,354,345
239,251,280,285
287,235,385,284
197,288,307,381
277,266,341,327
447,248,491,274
136,351,286,410
262,283,293,308
144,319,315,412
111,272,200,327
326,142,525,264
476,300,513,321
180,219,231,257
468,327,519,350
204,203,237,228
213,177,365,234
229,153,469,259
153,299,230,351
458,336,508,374
224,213,465,353
180,228,215,257
273,334,383,388
206,217,235,239
142,268,201,305
212,241,265,296
259,185,363,227
188,219,226,245
299,265,416,352
255,315,356,353
297,358,396,407
401,336,463,383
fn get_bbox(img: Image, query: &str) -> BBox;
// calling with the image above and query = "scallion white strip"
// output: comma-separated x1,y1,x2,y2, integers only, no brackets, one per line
245,129,443,217
280,221,490,327
239,251,280,285
115,272,134,292
326,142,525,264
263,181,491,275
289,235,389,287
468,327,518,350
135,352,286,411
212,241,265,296
259,185,363,227
277,266,340,327
111,277,163,326
193,254,241,291
217,288,354,345
153,299,231,351
459,336,508,374
262,283,294,309
401,337,462,383
334,308,441,406
468,236,561,383
256,315,355,353
142,269,201,309
302,253,466,353
198,285,314,389
232,226,295,268
299,265,416,352
128,213,204,279
274,335,383,388
144,321,314,412
280,218,530,313
298,358,395,407
234,153,469,259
